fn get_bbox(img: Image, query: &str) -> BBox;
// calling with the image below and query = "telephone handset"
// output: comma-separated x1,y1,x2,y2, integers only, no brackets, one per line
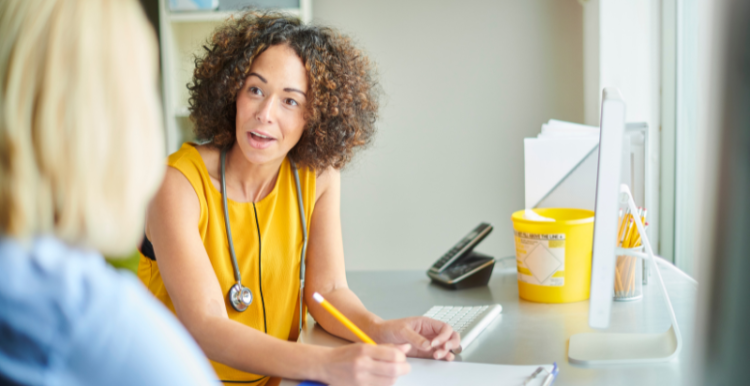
427,223,496,290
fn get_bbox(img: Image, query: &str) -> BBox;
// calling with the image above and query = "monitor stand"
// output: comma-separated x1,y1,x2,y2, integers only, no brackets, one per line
568,185,682,365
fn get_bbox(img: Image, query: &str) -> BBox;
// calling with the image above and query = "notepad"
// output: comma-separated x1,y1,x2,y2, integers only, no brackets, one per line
395,358,555,386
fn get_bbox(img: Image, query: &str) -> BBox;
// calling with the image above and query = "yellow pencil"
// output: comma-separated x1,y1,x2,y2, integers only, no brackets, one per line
312,292,376,345
617,211,629,247
615,266,623,292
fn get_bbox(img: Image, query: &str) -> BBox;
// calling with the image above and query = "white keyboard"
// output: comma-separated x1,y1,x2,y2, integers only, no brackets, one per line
423,304,502,351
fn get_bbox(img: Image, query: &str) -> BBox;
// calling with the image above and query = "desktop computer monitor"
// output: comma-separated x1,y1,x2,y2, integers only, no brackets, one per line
568,87,680,365
588,88,627,330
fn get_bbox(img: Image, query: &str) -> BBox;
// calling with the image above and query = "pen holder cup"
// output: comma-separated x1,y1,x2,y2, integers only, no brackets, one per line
614,247,644,301
511,208,594,303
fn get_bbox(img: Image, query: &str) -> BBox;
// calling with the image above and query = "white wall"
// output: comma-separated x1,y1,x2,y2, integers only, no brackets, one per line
582,0,662,259
313,0,584,270
677,0,721,277
583,0,600,126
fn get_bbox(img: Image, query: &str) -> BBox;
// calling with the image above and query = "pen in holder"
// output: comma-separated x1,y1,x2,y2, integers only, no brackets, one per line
614,246,644,301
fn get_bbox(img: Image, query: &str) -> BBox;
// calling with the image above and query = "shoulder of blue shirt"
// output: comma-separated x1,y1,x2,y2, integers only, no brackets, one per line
0,236,218,385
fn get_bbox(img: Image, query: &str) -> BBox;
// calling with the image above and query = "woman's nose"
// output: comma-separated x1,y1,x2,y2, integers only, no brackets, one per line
255,97,274,124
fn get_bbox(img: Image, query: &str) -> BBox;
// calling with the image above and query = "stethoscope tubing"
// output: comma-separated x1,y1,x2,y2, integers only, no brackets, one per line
220,149,307,334
221,149,243,286
291,159,308,334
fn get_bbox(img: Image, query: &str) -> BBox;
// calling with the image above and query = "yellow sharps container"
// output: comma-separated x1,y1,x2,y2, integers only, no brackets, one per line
511,208,594,303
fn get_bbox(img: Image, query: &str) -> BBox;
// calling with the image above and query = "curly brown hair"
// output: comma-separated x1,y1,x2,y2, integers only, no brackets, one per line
188,12,379,171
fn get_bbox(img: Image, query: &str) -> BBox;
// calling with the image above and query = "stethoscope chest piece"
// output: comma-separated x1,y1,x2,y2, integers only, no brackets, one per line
229,283,253,312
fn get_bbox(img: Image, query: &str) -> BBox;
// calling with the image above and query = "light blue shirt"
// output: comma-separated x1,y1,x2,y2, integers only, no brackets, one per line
0,236,217,385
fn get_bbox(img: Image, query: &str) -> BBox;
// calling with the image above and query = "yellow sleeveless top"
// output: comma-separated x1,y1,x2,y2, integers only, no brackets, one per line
137,143,316,385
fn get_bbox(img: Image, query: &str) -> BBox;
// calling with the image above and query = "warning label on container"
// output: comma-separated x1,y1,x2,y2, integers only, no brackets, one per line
514,231,565,286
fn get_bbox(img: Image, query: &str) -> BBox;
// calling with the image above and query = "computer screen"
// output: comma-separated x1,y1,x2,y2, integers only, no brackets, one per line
588,88,627,329
569,90,682,364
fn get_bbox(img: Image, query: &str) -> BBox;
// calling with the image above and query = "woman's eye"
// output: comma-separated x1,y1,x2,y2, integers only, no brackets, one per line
284,98,298,106
248,86,263,96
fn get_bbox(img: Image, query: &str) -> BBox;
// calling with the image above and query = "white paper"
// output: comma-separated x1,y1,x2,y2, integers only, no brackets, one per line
283,325,555,386
524,137,599,208
539,119,599,138
395,358,554,386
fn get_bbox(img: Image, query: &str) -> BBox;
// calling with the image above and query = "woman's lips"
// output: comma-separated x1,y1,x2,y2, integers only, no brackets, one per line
247,131,276,149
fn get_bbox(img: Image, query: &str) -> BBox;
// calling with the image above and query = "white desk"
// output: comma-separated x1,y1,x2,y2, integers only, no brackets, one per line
281,257,696,385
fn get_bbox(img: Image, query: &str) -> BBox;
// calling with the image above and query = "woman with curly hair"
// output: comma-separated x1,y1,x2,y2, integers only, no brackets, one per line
138,12,460,386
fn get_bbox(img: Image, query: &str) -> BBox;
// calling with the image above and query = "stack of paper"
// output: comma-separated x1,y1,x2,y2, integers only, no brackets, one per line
289,322,557,386
538,119,599,139
396,358,555,386
524,120,600,210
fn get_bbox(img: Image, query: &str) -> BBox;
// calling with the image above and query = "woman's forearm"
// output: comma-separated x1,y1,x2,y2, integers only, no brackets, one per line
307,287,385,343
187,315,329,380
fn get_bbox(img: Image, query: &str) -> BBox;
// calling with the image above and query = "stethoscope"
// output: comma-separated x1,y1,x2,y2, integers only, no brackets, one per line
220,149,308,334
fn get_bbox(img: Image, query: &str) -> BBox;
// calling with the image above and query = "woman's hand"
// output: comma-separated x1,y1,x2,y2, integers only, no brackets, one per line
320,343,412,386
372,317,461,361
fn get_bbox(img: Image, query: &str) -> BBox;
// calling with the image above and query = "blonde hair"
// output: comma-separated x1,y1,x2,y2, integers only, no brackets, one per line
0,0,165,256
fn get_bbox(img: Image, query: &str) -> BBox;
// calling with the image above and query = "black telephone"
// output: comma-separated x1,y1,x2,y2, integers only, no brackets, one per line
427,223,495,290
